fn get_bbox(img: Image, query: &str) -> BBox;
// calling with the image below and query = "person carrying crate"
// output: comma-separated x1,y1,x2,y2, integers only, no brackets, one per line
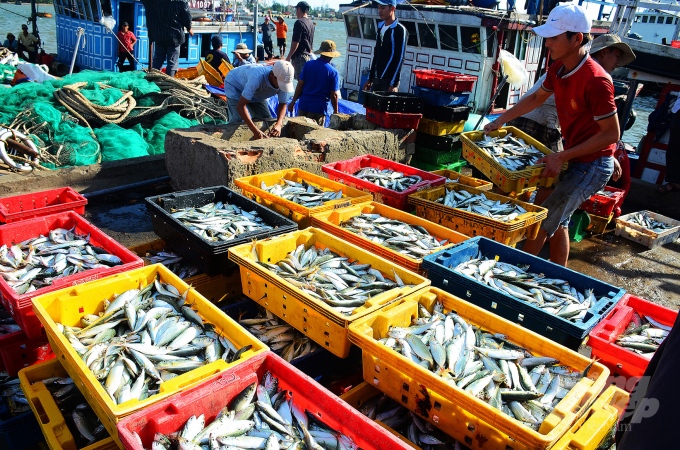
484,4,619,267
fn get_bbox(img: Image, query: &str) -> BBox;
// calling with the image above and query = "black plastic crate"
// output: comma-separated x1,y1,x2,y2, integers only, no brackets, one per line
415,132,462,152
363,91,424,114
145,186,298,276
423,105,471,123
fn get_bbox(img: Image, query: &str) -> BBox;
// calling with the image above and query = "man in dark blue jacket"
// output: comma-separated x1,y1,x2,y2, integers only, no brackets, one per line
362,0,408,92
142,0,193,77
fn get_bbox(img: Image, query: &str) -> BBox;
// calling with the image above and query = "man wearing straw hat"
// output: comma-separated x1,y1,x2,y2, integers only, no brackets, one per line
288,40,342,126
231,43,256,67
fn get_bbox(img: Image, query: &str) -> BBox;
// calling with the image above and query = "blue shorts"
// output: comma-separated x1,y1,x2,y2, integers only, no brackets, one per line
540,156,614,237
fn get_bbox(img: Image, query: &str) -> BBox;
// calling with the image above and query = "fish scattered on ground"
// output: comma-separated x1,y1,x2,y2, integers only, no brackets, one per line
131,370,359,450
339,213,449,260
261,179,345,208
55,276,252,405
239,308,320,362
435,189,527,222
0,227,124,295
476,133,545,171
171,202,275,243
615,311,670,358
143,250,201,280
251,243,411,316
0,372,32,416
450,254,606,323
353,168,422,192
377,300,589,431
626,212,675,233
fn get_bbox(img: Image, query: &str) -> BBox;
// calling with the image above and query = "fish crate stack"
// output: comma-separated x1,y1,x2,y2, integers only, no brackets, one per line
0,329,54,376
363,92,424,129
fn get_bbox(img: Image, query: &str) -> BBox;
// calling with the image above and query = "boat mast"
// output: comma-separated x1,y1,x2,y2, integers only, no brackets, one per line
30,0,39,40
253,0,258,47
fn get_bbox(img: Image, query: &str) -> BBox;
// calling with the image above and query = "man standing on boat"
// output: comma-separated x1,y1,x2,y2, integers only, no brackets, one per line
362,0,407,93
286,1,315,80
117,22,137,72
484,4,619,267
260,15,275,60
142,0,193,77
273,14,288,59
17,24,39,62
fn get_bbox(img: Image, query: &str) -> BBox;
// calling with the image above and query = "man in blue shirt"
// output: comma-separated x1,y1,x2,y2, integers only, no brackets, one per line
224,60,295,140
232,43,256,67
288,40,341,126
3,33,18,52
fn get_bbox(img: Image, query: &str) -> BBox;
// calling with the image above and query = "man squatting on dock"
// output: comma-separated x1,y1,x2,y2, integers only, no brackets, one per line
485,4,620,267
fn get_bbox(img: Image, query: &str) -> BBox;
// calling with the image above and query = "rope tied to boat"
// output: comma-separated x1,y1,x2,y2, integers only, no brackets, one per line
144,69,212,98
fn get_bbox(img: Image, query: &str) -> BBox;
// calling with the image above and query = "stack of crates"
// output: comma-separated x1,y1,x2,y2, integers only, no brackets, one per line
362,91,424,129
410,69,476,171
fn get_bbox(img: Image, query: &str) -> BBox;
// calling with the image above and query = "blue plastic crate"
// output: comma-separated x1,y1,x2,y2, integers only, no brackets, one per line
411,86,470,107
422,237,625,350
0,406,44,450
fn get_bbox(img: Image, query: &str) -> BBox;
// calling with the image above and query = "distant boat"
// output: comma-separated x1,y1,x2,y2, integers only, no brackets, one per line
37,12,52,18
14,0,21,4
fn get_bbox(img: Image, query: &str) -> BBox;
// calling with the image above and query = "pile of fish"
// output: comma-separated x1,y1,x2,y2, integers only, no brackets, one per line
239,308,320,362
614,312,671,358
261,179,345,208
339,213,449,260
27,374,109,447
435,189,527,222
130,371,359,450
353,168,422,192
377,301,590,431
171,202,275,243
142,249,201,280
477,133,545,171
451,255,601,323
0,305,20,337
252,243,408,316
626,212,675,233
358,392,464,449
56,277,252,405
0,227,124,295
591,189,619,198
0,374,31,416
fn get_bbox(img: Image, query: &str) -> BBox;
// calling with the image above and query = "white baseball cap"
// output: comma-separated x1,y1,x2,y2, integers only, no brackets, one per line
272,61,294,93
532,4,592,38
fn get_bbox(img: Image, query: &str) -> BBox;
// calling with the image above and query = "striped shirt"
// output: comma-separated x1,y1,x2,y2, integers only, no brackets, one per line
141,0,192,48
369,19,408,88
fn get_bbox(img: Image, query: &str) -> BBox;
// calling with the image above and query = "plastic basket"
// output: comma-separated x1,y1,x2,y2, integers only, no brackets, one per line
431,169,493,191
365,107,422,129
31,264,268,448
363,91,424,113
422,237,625,349
0,211,143,339
579,186,625,217
310,201,468,274
347,287,611,450
615,211,680,250
0,408,43,450
411,159,467,173
413,146,462,166
228,228,430,358
587,212,614,235
408,184,547,246
322,155,446,211
0,187,87,224
417,118,465,136
235,169,372,229
415,132,462,153
145,186,298,276
18,358,118,450
460,127,567,195
422,104,471,123
0,330,54,376
588,294,677,391
117,351,414,450
411,86,470,107
197,59,222,86
413,69,477,92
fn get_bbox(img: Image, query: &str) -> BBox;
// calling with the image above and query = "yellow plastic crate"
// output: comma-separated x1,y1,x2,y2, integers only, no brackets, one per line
407,183,547,246
228,228,430,358
587,212,614,235
460,127,568,195
310,201,467,274
235,169,373,228
19,358,118,450
348,287,610,450
417,118,465,136
430,169,493,191
31,264,268,448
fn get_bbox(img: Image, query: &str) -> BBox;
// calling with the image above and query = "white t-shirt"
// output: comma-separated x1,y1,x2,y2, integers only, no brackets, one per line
520,73,560,130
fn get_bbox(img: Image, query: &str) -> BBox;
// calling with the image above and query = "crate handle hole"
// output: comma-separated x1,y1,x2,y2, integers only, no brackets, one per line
303,327,307,332
402,382,409,392
283,314,287,319
303,308,307,313
434,401,441,411
467,424,475,432
283,295,287,300
324,331,330,337
443,279,448,286
546,326,552,333
465,437,472,445
303,317,307,322
518,314,524,322
265,283,267,288
283,304,286,309
466,290,472,298
373,377,380,386
401,394,408,404
325,341,329,347
375,365,380,373
506,446,514,450
616,363,623,369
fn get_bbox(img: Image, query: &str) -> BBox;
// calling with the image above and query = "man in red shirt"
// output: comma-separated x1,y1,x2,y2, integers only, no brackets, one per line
117,22,137,72
485,4,619,267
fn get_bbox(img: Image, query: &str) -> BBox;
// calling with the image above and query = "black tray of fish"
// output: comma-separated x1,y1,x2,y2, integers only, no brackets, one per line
145,187,298,276
363,91,424,114
422,105,471,123
415,132,462,153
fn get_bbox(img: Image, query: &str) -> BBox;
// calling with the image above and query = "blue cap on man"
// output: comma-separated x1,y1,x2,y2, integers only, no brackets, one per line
375,0,397,5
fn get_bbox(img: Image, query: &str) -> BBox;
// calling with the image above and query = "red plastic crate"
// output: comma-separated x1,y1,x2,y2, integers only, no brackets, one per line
0,187,87,224
0,211,143,339
365,107,422,129
588,294,677,392
322,155,446,211
579,186,625,217
0,330,54,376
413,69,478,93
117,352,413,450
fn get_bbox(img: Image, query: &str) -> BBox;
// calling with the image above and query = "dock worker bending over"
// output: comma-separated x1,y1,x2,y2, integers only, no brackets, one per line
362,0,407,93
